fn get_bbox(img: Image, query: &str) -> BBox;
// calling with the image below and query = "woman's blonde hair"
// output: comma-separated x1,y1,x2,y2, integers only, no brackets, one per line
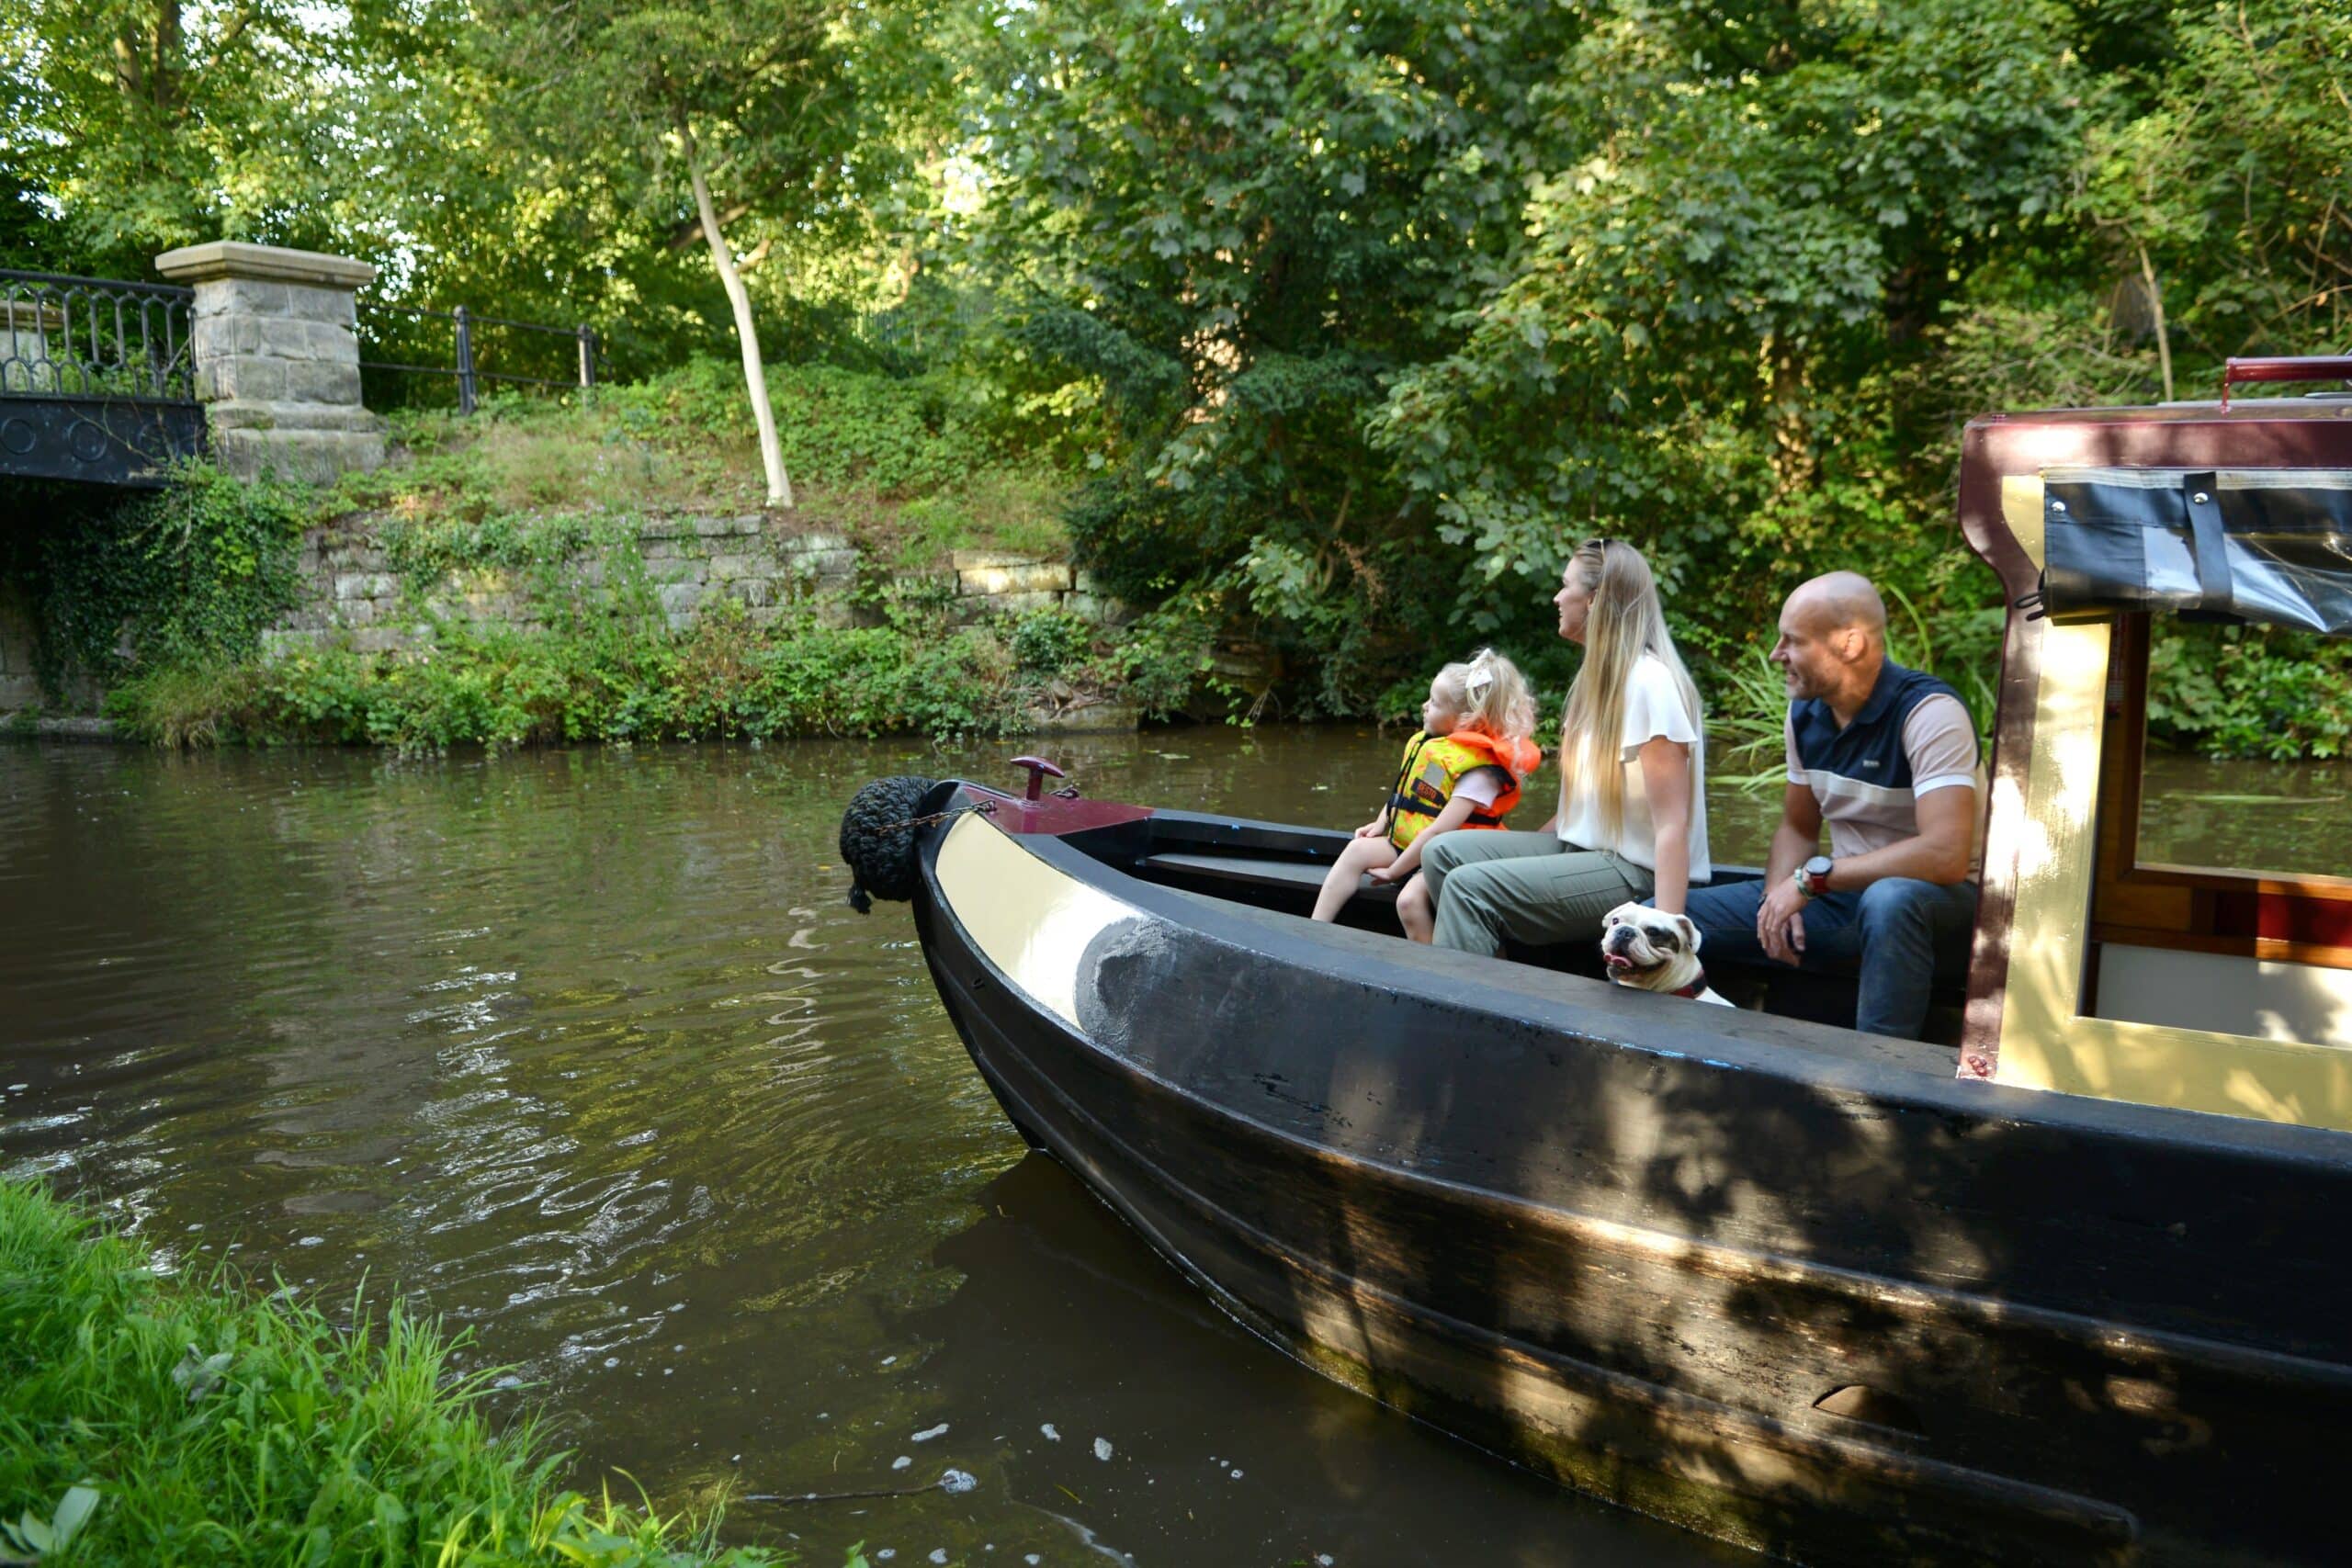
1558,538,1703,840
1432,647,1536,740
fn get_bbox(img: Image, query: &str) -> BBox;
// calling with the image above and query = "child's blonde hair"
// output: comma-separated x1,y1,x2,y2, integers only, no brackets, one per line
1433,647,1536,740
1558,538,1703,840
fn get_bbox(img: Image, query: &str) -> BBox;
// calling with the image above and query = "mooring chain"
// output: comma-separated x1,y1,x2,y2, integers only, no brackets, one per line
869,774,1083,836
870,798,998,835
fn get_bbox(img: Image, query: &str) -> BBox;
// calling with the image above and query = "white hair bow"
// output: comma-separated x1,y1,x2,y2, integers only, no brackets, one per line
1464,653,1495,700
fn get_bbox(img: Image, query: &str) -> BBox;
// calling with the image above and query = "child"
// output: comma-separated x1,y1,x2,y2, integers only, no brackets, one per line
1311,649,1542,923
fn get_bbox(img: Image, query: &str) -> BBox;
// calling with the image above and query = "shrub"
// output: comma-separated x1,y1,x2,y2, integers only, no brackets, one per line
1008,609,1091,674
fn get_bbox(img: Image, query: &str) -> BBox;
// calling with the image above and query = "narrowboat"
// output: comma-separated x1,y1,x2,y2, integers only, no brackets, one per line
842,358,2352,1563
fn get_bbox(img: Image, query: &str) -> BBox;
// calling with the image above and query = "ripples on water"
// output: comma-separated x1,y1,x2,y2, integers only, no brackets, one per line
6,732,2343,1564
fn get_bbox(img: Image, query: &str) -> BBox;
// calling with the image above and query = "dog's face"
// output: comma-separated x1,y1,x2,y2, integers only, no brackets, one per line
1600,902,1702,990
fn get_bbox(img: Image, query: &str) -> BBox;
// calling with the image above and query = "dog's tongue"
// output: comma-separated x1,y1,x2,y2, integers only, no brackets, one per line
1604,953,1634,970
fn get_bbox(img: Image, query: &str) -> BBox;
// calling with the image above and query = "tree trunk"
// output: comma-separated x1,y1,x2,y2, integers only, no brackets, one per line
681,118,792,508
2136,241,2176,404
1763,335,1816,496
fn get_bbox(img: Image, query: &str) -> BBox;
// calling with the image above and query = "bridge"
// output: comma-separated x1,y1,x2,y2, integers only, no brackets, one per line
2,243,393,490
2,243,600,491
0,268,206,487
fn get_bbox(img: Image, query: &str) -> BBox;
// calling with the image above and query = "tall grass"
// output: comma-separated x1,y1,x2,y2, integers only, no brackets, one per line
0,1180,790,1567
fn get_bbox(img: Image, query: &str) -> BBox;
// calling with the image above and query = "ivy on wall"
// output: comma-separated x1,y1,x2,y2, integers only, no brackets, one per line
21,463,311,700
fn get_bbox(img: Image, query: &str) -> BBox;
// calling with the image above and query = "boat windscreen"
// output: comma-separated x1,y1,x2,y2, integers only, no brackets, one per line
2036,467,2352,637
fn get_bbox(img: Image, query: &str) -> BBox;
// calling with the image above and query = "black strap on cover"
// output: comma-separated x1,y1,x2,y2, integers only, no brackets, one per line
2182,470,2233,616
2037,466,2352,637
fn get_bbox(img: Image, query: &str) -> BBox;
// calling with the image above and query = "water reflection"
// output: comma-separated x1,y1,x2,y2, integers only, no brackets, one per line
4,732,2343,1564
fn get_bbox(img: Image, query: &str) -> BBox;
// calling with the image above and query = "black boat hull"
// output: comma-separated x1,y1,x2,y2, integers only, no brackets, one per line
912,802,2352,1565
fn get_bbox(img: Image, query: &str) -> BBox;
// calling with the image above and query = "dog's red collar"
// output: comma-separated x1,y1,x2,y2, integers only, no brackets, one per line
1671,971,1711,999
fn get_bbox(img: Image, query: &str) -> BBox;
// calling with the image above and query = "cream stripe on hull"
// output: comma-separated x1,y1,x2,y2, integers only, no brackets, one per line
933,810,1135,1031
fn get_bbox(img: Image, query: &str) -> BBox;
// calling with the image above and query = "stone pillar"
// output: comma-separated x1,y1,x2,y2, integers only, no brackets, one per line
153,242,386,483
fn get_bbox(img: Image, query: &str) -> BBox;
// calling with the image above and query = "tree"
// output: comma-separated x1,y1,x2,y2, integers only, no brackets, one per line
1367,0,2087,660
465,0,936,506
0,0,352,275
972,0,1584,707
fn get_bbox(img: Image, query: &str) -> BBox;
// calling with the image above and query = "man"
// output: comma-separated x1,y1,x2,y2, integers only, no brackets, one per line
1680,571,1978,1040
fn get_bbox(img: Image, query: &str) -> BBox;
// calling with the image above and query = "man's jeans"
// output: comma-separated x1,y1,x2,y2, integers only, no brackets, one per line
1677,876,1978,1040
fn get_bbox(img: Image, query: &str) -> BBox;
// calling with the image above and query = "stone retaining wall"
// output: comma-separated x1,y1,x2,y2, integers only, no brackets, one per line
266,513,1129,655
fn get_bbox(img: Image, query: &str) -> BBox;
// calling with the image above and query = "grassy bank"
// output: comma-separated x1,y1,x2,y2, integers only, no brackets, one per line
329,358,1076,573
0,1179,788,1566
15,359,1208,750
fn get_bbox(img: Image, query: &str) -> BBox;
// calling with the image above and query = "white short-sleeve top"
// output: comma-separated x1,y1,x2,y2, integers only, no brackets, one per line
1556,652,1711,881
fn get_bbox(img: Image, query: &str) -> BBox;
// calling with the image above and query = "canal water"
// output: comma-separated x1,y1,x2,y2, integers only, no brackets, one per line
4,730,2346,1566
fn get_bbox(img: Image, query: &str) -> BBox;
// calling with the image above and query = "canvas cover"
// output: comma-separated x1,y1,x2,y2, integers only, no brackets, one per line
2036,467,2352,637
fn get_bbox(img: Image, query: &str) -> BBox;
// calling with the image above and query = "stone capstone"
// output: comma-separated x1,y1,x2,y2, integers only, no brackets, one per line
960,561,1073,596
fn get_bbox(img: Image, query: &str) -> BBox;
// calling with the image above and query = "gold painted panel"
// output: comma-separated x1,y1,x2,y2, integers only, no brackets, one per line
1993,479,2352,1129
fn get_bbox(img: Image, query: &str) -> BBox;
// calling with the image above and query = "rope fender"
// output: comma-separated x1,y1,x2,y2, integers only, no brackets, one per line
838,774,939,913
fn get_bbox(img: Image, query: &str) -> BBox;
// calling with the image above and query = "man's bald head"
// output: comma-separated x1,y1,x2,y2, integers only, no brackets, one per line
1772,571,1888,709
1786,571,1886,643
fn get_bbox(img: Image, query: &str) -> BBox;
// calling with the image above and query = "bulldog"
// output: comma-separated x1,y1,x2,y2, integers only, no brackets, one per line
1599,902,1731,1005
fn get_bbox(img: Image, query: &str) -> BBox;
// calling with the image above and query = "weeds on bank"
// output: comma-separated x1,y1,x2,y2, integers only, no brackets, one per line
0,1179,790,1567
100,599,1164,750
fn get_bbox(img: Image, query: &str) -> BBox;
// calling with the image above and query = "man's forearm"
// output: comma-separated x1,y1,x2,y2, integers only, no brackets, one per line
1826,831,1970,889
1766,821,1817,884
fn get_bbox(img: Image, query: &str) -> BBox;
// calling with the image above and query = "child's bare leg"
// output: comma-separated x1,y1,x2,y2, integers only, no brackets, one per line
1312,836,1397,921
1396,871,1435,942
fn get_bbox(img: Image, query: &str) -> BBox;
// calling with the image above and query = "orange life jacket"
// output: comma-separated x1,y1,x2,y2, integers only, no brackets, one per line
1385,728,1544,850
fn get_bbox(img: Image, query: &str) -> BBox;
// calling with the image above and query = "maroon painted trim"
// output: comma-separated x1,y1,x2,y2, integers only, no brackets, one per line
2213,891,2352,951
2222,357,2352,411
955,780,1153,836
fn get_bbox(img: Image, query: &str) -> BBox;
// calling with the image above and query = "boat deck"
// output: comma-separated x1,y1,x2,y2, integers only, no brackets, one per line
1142,850,1401,904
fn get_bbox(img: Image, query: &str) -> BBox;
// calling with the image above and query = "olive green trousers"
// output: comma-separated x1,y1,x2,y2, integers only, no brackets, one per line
1420,830,1656,959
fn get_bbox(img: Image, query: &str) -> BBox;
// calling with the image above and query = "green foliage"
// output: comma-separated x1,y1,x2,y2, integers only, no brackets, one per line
0,0,356,277
105,613,1038,752
1108,596,1224,723
0,1179,791,1566
978,0,2352,753
8,0,2352,758
1371,0,2084,665
1008,609,1089,674
28,463,311,698
978,0,1584,699
2148,626,2352,761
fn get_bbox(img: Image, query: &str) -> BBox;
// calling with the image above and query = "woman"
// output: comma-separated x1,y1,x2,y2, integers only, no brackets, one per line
1396,537,1709,955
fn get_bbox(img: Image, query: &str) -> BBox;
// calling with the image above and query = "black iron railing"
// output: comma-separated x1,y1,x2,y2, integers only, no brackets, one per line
359,302,601,413
0,269,197,400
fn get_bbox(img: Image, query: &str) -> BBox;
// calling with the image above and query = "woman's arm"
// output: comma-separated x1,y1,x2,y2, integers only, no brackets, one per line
1369,793,1479,881
1637,736,1693,914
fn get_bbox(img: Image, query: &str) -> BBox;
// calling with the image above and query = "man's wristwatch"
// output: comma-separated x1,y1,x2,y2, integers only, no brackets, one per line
1794,855,1834,900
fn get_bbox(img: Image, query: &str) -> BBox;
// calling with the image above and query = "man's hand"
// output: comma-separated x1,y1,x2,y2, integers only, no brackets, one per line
1757,877,1809,965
